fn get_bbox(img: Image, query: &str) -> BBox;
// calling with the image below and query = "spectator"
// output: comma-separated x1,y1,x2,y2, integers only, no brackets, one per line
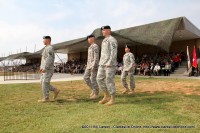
149,63,154,76
143,63,149,76
154,63,161,76
163,62,171,76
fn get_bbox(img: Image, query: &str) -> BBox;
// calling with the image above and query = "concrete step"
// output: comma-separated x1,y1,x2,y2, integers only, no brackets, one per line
174,70,187,74
170,74,184,76
175,68,187,72
172,61,187,75
175,71,186,74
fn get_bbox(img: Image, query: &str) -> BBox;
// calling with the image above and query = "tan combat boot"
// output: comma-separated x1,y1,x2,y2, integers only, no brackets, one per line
105,94,115,106
90,93,99,100
38,98,49,103
122,89,129,94
128,89,135,95
99,91,110,104
53,89,60,99
90,91,94,97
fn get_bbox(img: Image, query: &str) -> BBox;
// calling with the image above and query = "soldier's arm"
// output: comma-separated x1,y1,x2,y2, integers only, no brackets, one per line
128,54,135,71
106,40,117,66
44,47,54,70
92,45,99,69
40,58,44,71
39,48,45,71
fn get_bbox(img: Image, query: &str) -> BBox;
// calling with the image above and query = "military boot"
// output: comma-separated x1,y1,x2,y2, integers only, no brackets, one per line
90,93,99,100
38,98,49,103
128,89,135,95
53,88,60,99
105,94,115,106
122,89,129,94
99,91,110,104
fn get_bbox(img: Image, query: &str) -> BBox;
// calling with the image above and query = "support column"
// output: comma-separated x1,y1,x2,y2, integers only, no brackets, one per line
196,39,200,57
196,39,200,49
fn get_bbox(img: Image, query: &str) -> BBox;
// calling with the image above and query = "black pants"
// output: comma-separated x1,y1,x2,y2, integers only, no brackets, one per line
164,70,170,76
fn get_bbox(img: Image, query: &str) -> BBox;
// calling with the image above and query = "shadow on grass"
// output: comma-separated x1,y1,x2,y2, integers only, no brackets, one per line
116,91,178,105
183,94,200,101
53,91,178,106
54,97,100,104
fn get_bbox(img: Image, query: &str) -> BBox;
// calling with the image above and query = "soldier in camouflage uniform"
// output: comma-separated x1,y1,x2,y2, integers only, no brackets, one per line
83,35,100,99
121,45,135,94
38,36,60,103
97,25,118,105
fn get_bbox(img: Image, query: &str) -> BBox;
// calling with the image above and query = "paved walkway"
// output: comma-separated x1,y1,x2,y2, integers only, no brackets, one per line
0,73,199,84
0,73,83,84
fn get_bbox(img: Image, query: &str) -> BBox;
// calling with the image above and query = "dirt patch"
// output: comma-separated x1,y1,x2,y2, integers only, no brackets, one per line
51,78,200,96
133,79,200,95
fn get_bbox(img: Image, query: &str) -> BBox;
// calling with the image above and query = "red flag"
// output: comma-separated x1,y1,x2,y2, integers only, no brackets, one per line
192,46,197,68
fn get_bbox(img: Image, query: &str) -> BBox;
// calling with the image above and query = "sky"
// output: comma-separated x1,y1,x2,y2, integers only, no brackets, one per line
0,0,200,60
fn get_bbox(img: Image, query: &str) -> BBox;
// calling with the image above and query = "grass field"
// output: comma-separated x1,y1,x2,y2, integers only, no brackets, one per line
0,77,200,133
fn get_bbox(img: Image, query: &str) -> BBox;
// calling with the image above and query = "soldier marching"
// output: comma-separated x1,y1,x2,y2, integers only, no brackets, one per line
97,25,118,106
121,45,135,94
38,36,60,103
38,27,136,105
83,35,100,100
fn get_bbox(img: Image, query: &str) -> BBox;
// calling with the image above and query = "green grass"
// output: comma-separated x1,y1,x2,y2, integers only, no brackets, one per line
0,78,200,133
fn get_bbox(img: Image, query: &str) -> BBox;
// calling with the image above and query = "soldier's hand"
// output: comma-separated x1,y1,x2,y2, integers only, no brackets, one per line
40,69,45,73
106,65,111,68
42,69,46,73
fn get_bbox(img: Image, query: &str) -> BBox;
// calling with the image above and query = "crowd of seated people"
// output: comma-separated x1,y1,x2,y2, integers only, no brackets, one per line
6,58,86,74
116,62,123,75
8,52,185,77
12,63,40,72
54,58,87,74
134,52,185,76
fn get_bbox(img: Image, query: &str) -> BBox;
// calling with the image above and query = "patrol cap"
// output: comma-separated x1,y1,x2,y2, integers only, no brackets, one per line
87,34,95,39
101,25,111,30
43,36,51,40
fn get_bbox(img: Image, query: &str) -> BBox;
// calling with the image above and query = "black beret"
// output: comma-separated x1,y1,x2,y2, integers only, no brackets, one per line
43,36,51,39
101,25,111,30
125,45,131,49
87,34,95,39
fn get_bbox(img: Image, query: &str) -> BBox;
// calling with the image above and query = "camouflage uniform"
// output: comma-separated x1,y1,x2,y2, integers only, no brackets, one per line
83,43,100,95
121,52,135,90
97,35,118,95
40,45,55,99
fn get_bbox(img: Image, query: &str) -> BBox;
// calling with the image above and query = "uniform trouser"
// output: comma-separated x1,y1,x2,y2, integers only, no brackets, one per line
121,70,135,90
97,66,116,95
83,68,99,95
40,70,55,99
